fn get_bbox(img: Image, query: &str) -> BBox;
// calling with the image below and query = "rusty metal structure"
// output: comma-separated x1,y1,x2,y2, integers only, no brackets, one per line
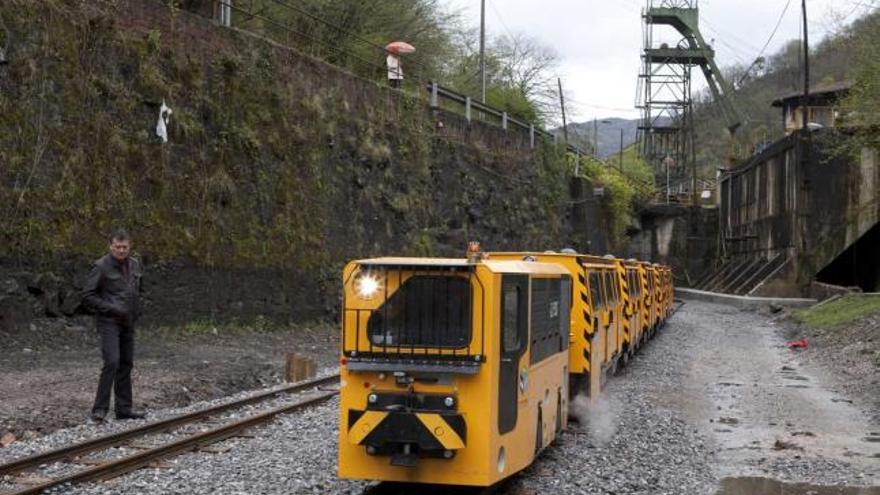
637,0,741,204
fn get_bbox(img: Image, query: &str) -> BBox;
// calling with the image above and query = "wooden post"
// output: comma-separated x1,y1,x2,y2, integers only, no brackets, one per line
465,96,472,122
285,353,316,382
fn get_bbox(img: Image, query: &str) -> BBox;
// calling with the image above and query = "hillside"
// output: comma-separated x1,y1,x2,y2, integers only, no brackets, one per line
0,0,571,325
692,10,880,177
555,117,640,159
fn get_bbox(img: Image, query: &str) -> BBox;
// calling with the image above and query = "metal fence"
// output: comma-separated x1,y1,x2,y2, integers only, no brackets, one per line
426,82,585,155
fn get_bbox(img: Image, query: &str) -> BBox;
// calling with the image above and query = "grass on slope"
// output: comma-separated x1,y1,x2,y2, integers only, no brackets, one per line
793,294,880,328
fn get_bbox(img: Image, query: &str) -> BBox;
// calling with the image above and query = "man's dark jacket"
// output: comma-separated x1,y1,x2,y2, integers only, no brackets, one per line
82,254,143,326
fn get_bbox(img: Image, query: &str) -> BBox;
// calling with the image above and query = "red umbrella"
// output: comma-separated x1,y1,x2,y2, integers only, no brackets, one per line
385,41,415,55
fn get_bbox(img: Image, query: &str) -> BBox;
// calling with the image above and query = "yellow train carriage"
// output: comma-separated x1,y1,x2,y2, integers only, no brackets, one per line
622,259,648,354
489,252,628,399
337,256,571,486
662,266,675,318
650,264,667,331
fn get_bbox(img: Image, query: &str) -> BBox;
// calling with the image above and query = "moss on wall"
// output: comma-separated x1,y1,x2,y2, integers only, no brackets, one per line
0,0,570,283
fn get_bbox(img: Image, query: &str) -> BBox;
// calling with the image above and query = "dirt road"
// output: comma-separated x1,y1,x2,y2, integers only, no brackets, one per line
509,299,879,494
674,300,878,486
0,317,340,438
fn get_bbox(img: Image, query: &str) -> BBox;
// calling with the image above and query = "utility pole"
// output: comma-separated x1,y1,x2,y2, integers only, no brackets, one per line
479,0,486,103
801,0,810,130
558,78,569,145
619,128,624,172
592,118,598,157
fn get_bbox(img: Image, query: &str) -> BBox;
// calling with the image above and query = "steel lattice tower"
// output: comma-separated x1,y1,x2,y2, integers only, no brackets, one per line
637,0,740,204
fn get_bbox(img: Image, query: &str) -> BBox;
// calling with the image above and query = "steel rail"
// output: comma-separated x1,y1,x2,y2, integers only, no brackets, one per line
3,388,339,495
0,374,339,477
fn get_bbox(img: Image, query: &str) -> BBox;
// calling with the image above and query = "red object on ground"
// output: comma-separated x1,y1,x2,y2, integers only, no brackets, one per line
385,41,415,54
785,338,809,348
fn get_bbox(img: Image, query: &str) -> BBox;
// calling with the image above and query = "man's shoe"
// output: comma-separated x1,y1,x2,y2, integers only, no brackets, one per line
115,409,147,420
89,410,107,422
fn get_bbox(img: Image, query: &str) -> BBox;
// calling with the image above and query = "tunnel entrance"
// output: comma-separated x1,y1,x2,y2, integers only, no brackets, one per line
815,222,880,292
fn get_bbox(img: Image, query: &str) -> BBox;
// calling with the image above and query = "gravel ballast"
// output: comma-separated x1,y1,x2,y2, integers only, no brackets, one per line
2,300,877,494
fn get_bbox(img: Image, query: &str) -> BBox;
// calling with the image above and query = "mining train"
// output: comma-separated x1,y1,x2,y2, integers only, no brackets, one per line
337,244,674,486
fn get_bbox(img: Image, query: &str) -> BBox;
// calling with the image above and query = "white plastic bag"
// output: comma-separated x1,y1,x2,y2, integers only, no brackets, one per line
156,100,173,143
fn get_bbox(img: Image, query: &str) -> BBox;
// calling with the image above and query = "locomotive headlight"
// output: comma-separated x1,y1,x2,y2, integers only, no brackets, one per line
367,393,378,404
356,274,380,300
444,396,455,408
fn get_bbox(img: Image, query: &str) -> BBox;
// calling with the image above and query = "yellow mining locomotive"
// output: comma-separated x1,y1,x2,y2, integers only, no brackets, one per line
337,246,674,487
337,251,572,486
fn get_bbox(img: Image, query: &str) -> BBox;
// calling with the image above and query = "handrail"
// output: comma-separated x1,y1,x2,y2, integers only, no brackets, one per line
426,81,586,156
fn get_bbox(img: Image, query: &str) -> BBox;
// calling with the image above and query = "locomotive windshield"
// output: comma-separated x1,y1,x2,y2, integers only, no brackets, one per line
367,275,472,349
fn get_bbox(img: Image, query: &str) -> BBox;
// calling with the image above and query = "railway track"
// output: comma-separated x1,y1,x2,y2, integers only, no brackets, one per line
0,374,340,495
362,479,516,495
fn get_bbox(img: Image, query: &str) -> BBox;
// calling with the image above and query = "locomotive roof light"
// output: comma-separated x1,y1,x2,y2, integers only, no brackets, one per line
466,241,486,264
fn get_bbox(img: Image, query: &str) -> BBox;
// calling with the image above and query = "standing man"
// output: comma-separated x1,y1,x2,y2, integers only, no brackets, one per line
82,229,146,422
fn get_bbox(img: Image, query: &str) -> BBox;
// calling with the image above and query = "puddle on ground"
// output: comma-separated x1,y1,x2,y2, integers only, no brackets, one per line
782,375,810,381
716,477,880,494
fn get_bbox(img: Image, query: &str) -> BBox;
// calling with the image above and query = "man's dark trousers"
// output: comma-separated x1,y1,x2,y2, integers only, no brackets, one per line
93,320,134,414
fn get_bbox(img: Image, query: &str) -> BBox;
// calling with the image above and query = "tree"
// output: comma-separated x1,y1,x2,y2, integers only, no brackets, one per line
838,10,880,151
492,33,561,124
216,0,459,83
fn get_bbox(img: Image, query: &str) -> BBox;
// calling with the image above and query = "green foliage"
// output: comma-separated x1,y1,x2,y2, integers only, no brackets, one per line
793,294,880,328
838,12,880,153
233,0,457,84
576,155,641,250
486,85,538,123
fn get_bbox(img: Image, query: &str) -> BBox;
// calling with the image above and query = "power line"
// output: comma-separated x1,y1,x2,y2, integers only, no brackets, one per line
737,0,793,86
487,0,517,40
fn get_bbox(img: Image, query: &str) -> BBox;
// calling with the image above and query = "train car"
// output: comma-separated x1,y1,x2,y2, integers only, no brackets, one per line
337,251,572,486
663,266,675,318
650,264,666,332
622,259,647,354
490,252,630,399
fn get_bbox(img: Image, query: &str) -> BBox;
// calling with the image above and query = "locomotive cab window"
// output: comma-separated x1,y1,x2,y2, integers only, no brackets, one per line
502,281,524,352
367,275,471,348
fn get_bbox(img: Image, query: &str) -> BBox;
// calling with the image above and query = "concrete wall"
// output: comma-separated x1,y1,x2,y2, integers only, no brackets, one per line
0,0,572,327
718,130,880,293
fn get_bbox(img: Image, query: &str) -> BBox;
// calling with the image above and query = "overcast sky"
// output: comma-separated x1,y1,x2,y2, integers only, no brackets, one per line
441,0,872,125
